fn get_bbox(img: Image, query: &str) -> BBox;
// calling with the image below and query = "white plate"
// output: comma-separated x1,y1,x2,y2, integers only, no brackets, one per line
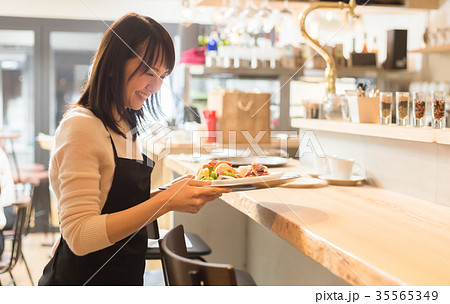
281,177,328,188
318,175,365,186
214,156,290,167
210,172,286,187
307,171,330,178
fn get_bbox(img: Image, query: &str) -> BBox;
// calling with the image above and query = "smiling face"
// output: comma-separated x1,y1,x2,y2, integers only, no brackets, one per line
122,56,169,111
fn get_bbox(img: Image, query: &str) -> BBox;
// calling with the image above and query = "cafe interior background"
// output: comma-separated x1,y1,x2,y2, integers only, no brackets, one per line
0,0,450,286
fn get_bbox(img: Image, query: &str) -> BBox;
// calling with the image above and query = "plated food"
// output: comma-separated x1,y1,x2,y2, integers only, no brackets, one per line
194,159,299,188
195,159,269,181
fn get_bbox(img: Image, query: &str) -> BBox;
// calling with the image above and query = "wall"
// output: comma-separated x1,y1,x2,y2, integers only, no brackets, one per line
299,131,450,207
425,0,450,81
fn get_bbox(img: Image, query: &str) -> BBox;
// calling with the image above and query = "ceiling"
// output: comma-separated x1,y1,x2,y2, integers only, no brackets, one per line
0,0,214,24
0,0,441,25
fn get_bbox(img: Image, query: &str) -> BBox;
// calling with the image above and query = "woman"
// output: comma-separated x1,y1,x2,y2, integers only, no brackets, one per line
0,147,16,260
38,13,230,286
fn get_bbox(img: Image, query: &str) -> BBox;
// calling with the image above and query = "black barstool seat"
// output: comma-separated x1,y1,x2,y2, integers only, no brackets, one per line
159,225,257,286
146,231,211,260
145,221,211,261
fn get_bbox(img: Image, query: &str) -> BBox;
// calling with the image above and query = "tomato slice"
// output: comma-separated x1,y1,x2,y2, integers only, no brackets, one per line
202,159,219,170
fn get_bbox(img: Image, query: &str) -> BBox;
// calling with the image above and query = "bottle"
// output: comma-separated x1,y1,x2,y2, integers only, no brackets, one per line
362,33,368,53
371,37,378,53
198,27,208,47
207,29,218,51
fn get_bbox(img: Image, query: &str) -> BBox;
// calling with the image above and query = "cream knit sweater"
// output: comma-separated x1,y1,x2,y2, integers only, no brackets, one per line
50,107,143,256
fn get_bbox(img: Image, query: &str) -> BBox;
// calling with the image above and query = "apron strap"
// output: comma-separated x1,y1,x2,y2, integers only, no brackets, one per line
108,136,119,160
101,122,119,160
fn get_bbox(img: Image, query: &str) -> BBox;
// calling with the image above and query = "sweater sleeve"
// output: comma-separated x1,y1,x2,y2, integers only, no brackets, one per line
52,114,114,256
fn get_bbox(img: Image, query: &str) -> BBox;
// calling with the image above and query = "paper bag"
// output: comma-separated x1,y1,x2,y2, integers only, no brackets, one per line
207,89,271,144
347,95,380,123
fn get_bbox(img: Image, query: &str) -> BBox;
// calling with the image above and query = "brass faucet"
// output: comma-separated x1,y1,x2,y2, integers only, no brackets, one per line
299,0,358,94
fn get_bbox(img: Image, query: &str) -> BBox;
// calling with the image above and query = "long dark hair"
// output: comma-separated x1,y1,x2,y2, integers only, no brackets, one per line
74,13,175,139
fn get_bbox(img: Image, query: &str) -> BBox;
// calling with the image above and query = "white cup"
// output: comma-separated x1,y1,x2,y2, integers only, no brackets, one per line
328,156,360,180
314,156,329,175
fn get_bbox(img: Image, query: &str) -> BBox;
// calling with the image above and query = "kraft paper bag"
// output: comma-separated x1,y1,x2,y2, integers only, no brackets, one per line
347,95,380,123
207,89,271,144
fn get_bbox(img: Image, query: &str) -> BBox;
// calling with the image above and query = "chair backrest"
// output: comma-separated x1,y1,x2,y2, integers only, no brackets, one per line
159,225,237,286
146,220,160,239
18,187,34,237
0,200,29,274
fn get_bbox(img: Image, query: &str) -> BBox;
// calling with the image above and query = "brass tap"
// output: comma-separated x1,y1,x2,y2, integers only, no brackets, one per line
299,0,358,94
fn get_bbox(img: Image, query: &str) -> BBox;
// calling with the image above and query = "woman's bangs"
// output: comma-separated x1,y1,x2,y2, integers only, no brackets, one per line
141,37,174,74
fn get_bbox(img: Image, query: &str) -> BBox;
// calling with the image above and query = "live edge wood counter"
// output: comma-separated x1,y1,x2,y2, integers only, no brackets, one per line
163,155,450,286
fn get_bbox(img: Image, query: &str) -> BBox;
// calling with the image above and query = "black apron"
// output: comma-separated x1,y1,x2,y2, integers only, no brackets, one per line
38,134,154,286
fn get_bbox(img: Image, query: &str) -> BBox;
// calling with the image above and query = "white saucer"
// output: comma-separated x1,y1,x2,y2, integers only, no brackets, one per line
308,172,320,178
318,175,365,186
281,177,328,188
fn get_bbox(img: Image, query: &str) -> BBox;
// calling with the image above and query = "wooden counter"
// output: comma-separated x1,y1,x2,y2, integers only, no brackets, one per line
163,155,450,286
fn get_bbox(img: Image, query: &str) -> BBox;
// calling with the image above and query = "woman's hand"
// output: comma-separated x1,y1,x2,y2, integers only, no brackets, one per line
157,177,232,214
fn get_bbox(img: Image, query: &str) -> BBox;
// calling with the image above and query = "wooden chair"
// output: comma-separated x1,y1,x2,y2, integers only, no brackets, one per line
3,194,34,285
0,199,30,285
144,221,212,286
159,225,256,286
146,221,211,261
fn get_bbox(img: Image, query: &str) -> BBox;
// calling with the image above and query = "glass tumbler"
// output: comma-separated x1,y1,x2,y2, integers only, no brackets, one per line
396,92,410,126
431,91,446,129
412,92,426,127
379,92,393,125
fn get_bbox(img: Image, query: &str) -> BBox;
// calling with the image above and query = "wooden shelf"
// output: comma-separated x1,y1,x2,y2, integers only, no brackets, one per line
410,44,450,54
303,67,418,80
188,64,418,80
291,118,450,145
187,64,301,78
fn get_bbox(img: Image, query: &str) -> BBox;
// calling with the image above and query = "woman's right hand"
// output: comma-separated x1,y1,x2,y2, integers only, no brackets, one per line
157,177,232,214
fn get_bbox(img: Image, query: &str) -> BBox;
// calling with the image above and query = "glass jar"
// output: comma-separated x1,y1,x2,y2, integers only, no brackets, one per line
323,94,346,121
412,92,426,127
431,91,446,129
396,92,410,126
379,92,392,125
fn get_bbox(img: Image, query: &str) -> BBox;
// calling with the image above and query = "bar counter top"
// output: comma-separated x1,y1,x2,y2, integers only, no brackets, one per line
163,155,450,286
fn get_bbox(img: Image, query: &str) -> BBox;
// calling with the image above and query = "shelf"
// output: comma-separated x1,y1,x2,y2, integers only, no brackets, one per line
410,44,450,54
187,64,301,78
196,0,441,11
291,118,450,145
303,67,418,80
188,64,418,80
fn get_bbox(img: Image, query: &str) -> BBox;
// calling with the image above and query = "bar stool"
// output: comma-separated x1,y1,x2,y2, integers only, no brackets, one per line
159,225,256,286
0,197,30,285
12,165,52,235
143,220,212,286
2,194,34,285
145,221,211,261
